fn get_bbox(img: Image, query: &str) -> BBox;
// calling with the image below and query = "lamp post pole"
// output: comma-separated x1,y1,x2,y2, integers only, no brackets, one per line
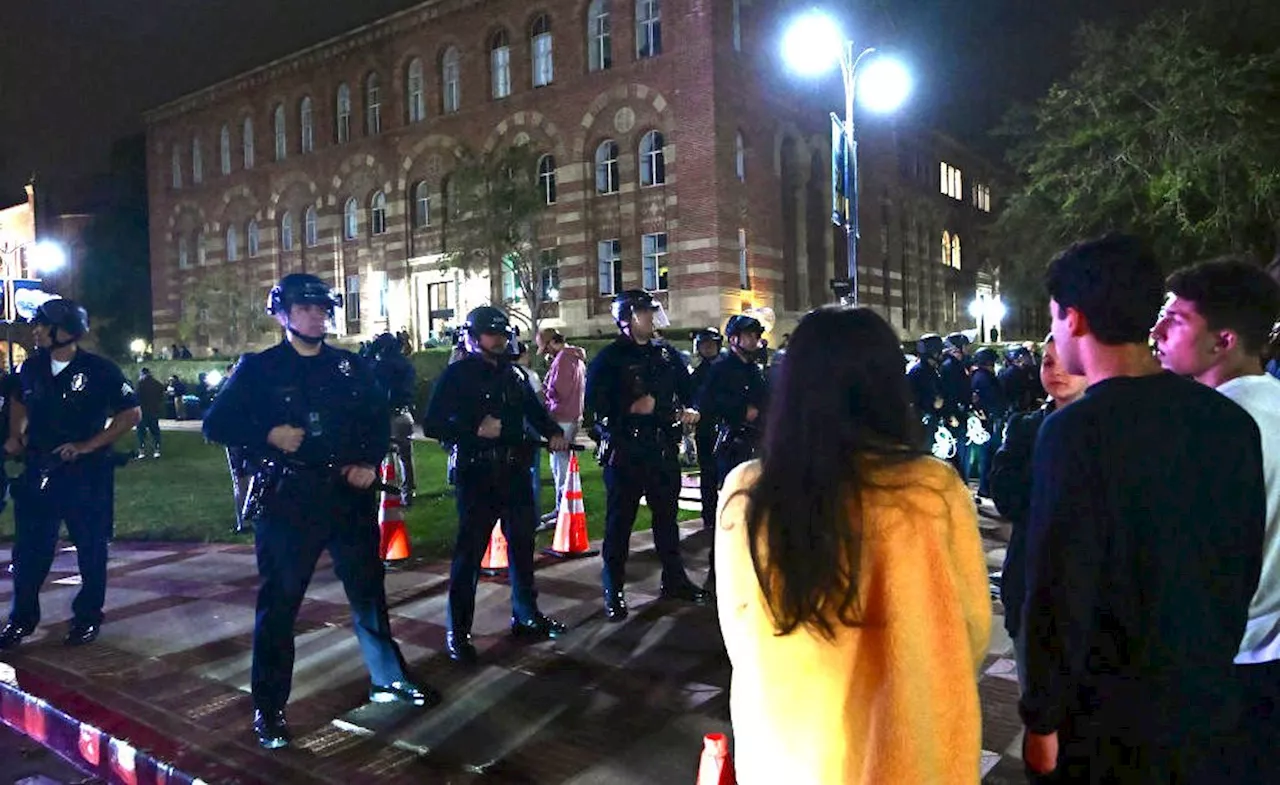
833,45,877,307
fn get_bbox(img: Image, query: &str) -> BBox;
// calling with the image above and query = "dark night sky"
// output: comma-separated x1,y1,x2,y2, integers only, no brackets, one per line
0,0,1182,205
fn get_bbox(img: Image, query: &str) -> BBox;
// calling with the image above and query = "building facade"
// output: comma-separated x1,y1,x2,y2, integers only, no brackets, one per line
144,0,1012,352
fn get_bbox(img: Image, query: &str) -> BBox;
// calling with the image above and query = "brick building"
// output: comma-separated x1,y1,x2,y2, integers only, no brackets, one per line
144,0,1013,352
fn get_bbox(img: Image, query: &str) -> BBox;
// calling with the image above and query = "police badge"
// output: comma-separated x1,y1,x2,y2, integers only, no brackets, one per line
71,372,87,392
337,357,352,376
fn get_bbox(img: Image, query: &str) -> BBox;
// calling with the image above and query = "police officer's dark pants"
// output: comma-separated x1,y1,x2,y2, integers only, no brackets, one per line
602,440,690,595
251,477,406,713
9,460,114,629
449,460,539,635
694,426,718,528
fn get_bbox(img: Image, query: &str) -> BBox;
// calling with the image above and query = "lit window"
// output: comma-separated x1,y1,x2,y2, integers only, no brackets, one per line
598,239,622,296
281,212,294,251
531,14,554,87
538,154,557,205
220,125,231,175
734,132,745,181
346,275,361,322
177,235,189,268
304,206,318,247
491,31,512,99
366,73,382,135
192,137,203,184
413,182,430,227
371,192,388,235
242,117,255,168
639,131,666,186
274,105,287,160
972,183,992,212
407,59,426,123
344,197,359,240
226,225,239,262
951,234,962,268
588,0,612,72
442,47,461,113
171,145,182,189
636,0,661,59
732,0,742,51
941,231,961,269
247,220,260,256
595,140,619,194
642,232,668,290
738,228,749,289
940,161,963,200
300,97,314,153
502,254,521,303
336,84,352,143
540,249,560,300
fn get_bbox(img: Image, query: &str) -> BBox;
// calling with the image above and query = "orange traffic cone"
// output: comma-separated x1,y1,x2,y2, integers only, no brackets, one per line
696,733,735,785
378,452,410,562
480,521,508,576
545,453,597,558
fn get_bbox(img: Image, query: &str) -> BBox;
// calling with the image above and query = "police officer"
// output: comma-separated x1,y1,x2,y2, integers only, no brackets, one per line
586,290,711,622
0,299,141,650
421,306,571,665
939,332,972,475
698,315,769,486
368,331,418,504
203,274,435,750
998,346,1034,414
688,327,722,529
968,347,1009,499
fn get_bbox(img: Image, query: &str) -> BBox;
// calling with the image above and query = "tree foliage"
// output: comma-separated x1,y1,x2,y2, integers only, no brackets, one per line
994,2,1280,298
447,143,554,338
78,203,151,360
176,266,276,352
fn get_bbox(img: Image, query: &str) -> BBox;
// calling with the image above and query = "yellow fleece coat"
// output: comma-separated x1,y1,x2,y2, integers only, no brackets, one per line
716,457,991,785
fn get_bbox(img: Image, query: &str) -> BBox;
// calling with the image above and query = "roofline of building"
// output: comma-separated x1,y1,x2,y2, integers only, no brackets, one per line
143,0,472,125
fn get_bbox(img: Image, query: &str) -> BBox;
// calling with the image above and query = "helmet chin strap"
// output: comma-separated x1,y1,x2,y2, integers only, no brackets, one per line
287,324,325,346
51,335,78,350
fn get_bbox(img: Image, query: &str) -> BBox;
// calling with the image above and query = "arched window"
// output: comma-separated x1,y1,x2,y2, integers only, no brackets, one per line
442,47,461,113
304,206,319,247
538,154,557,205
734,131,745,181
366,73,382,135
226,225,239,262
177,235,189,268
300,96,314,153
247,220,260,257
951,234,962,269
280,211,294,251
587,0,612,72
636,0,661,59
531,14,553,87
343,198,359,240
336,83,352,143
273,104,287,160
639,130,666,186
491,31,512,99
220,125,231,175
941,230,952,266
171,145,182,189
407,58,425,123
413,182,430,228
242,117,255,168
595,140,619,194
370,192,388,235
192,137,203,184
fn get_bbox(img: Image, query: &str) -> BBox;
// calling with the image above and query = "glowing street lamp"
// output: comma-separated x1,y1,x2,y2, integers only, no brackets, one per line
970,294,1007,343
782,10,911,305
130,338,147,360
28,242,66,275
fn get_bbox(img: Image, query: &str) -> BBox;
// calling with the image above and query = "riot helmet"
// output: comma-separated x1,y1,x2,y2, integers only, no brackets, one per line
463,305,519,358
33,298,90,348
973,347,999,368
944,332,971,353
370,331,401,358
917,333,945,359
611,289,669,334
724,314,764,338
266,273,343,346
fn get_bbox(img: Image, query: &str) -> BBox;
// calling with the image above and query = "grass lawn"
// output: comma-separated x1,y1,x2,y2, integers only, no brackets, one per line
0,432,697,559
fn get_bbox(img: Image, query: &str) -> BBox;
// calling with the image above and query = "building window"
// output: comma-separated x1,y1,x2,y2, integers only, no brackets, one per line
304,206,319,247
540,248,560,300
300,97,314,153
940,161,963,200
366,73,382,135
595,140,619,194
413,182,430,227
588,0,612,71
598,239,622,296
973,183,991,212
371,192,388,235
177,235,189,268
247,220,260,257
220,125,231,175
344,197,359,240
281,211,294,251
171,145,182,189
374,271,389,318
491,31,512,99
273,105,287,160
734,132,745,181
738,228,750,289
242,117,255,169
346,275,361,322
538,154,557,205
336,83,352,143
942,230,961,269
732,0,742,51
642,232,668,291
502,254,521,303
192,138,203,184
531,14,554,87
442,47,461,113
639,130,666,186
197,233,207,265
951,234,961,268
407,58,426,123
226,226,239,262
636,0,661,59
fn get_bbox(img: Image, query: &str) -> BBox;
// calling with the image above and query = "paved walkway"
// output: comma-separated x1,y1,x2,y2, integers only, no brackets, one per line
0,505,1028,784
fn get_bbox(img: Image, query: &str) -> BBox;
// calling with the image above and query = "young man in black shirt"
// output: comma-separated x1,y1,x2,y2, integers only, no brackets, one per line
1019,235,1267,782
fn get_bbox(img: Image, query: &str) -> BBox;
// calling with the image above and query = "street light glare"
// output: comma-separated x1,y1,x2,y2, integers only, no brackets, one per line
858,57,911,114
30,242,66,274
782,11,843,77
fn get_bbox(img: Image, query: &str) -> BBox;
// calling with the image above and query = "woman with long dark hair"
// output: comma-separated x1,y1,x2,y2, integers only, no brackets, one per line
715,306,991,784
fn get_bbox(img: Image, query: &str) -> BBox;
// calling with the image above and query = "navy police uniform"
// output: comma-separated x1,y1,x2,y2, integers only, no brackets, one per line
421,306,567,665
368,332,418,498
586,290,711,621
697,316,769,486
688,328,722,529
2,299,139,649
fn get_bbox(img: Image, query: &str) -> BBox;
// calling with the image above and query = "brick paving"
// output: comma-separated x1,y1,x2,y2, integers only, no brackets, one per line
0,501,1027,784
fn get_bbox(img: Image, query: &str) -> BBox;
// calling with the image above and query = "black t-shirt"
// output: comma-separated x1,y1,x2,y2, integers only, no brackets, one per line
1019,371,1265,741
17,349,139,454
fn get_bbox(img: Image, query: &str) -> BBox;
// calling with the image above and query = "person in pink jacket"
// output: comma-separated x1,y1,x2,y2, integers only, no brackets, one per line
537,328,587,526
